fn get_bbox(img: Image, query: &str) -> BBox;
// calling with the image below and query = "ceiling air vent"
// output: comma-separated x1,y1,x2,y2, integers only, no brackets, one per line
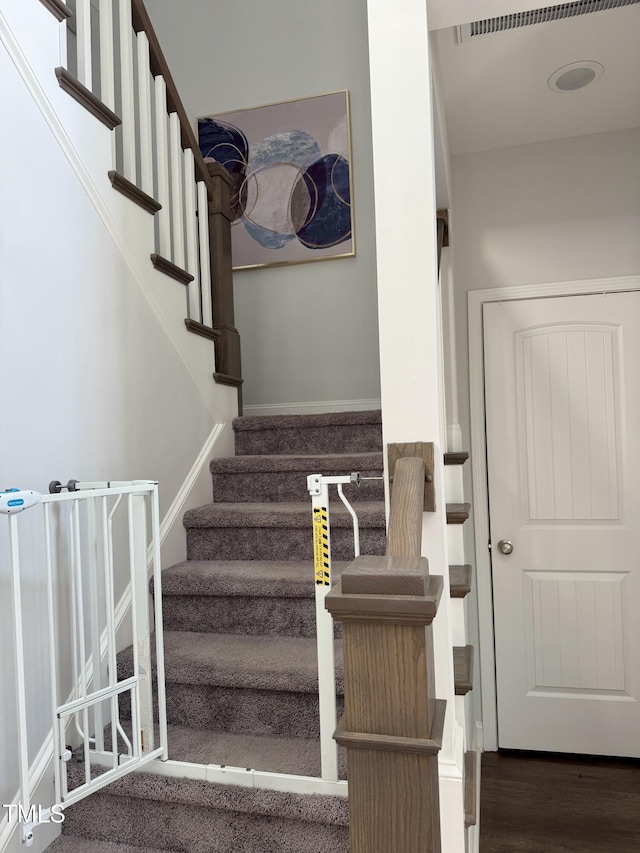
457,0,640,42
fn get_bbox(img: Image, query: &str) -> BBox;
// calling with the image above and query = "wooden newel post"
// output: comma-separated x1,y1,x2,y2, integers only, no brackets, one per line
206,161,243,407
326,555,445,853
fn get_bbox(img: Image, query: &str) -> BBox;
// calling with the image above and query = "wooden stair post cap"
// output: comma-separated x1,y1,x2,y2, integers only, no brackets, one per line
326,556,443,625
341,555,430,596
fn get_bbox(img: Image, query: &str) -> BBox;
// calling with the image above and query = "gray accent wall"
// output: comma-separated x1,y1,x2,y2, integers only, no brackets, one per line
146,0,381,409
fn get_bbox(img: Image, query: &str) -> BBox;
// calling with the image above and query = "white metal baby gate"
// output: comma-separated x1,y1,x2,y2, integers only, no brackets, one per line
5,471,371,847
4,480,167,846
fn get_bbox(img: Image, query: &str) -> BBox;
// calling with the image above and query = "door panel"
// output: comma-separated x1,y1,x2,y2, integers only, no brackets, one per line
484,292,640,756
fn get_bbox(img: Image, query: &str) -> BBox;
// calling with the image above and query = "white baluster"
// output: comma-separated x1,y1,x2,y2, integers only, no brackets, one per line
118,0,137,182
154,76,171,258
136,32,154,197
183,149,200,320
98,0,115,112
76,0,92,90
197,181,213,328
169,113,185,269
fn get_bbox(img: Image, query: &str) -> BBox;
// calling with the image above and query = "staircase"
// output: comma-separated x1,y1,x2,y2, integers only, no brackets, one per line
45,410,480,851
46,410,385,851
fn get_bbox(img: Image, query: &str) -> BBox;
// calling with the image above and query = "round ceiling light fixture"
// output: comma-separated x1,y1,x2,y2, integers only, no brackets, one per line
548,60,604,93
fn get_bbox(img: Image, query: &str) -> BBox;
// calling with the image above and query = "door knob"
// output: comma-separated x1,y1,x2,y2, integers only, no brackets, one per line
497,539,514,555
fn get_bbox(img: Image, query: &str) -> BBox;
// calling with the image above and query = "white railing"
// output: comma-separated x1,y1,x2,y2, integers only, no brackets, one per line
4,480,167,847
61,0,215,330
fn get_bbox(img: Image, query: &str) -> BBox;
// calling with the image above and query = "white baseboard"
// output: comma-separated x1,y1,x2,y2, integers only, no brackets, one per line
242,398,382,417
111,422,227,642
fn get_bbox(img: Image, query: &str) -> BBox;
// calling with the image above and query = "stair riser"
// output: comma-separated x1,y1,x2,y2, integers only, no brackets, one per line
235,424,382,456
119,685,344,739
186,526,386,561
167,685,344,738
61,795,349,853
162,595,342,638
212,471,384,503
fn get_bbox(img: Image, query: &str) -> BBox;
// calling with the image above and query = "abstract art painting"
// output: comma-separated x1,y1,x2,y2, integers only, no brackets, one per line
196,91,354,270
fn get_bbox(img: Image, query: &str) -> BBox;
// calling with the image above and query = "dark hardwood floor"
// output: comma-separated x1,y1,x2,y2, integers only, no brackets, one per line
480,751,640,852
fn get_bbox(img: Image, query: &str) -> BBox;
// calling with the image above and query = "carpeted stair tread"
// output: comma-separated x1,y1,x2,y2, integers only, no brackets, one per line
233,410,381,432
45,838,174,853
184,500,385,528
64,765,349,826
165,724,346,778
233,409,382,455
210,452,384,502
158,560,349,598
210,451,382,473
120,631,343,694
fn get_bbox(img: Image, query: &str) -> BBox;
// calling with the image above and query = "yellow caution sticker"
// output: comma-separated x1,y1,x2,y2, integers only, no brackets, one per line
313,506,330,586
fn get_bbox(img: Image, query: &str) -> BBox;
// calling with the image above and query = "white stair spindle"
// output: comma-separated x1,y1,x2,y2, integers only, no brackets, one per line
76,0,92,90
136,32,154,197
197,180,213,327
118,0,137,182
183,149,200,320
98,0,115,112
169,112,185,269
154,76,171,258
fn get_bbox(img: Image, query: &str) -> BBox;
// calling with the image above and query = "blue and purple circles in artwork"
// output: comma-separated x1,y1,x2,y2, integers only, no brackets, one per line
198,117,249,179
293,154,351,249
197,107,352,260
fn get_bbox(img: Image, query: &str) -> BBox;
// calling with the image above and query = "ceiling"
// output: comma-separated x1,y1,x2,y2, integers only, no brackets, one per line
432,4,640,155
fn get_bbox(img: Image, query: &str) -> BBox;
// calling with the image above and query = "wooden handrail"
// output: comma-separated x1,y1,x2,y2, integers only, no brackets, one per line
130,0,215,199
326,446,445,852
130,0,242,400
386,457,425,557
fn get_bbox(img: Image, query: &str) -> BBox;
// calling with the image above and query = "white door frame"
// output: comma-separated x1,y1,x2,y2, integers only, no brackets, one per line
468,274,640,752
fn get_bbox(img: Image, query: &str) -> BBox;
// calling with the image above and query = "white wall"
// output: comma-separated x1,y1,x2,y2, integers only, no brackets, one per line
452,127,640,443
145,0,381,410
0,4,237,847
450,127,640,741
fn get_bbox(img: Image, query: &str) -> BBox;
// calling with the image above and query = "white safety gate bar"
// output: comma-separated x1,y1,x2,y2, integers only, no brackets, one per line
307,471,379,782
4,480,168,846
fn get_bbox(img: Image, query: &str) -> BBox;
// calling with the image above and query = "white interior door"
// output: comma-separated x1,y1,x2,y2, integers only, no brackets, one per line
484,291,640,756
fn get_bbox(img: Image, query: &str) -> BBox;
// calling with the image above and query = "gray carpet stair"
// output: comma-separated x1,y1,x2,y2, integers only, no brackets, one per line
50,410,379,852
164,725,347,777
184,500,386,561
233,409,382,455
210,451,384,502
55,770,349,853
157,559,348,636
46,839,176,853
